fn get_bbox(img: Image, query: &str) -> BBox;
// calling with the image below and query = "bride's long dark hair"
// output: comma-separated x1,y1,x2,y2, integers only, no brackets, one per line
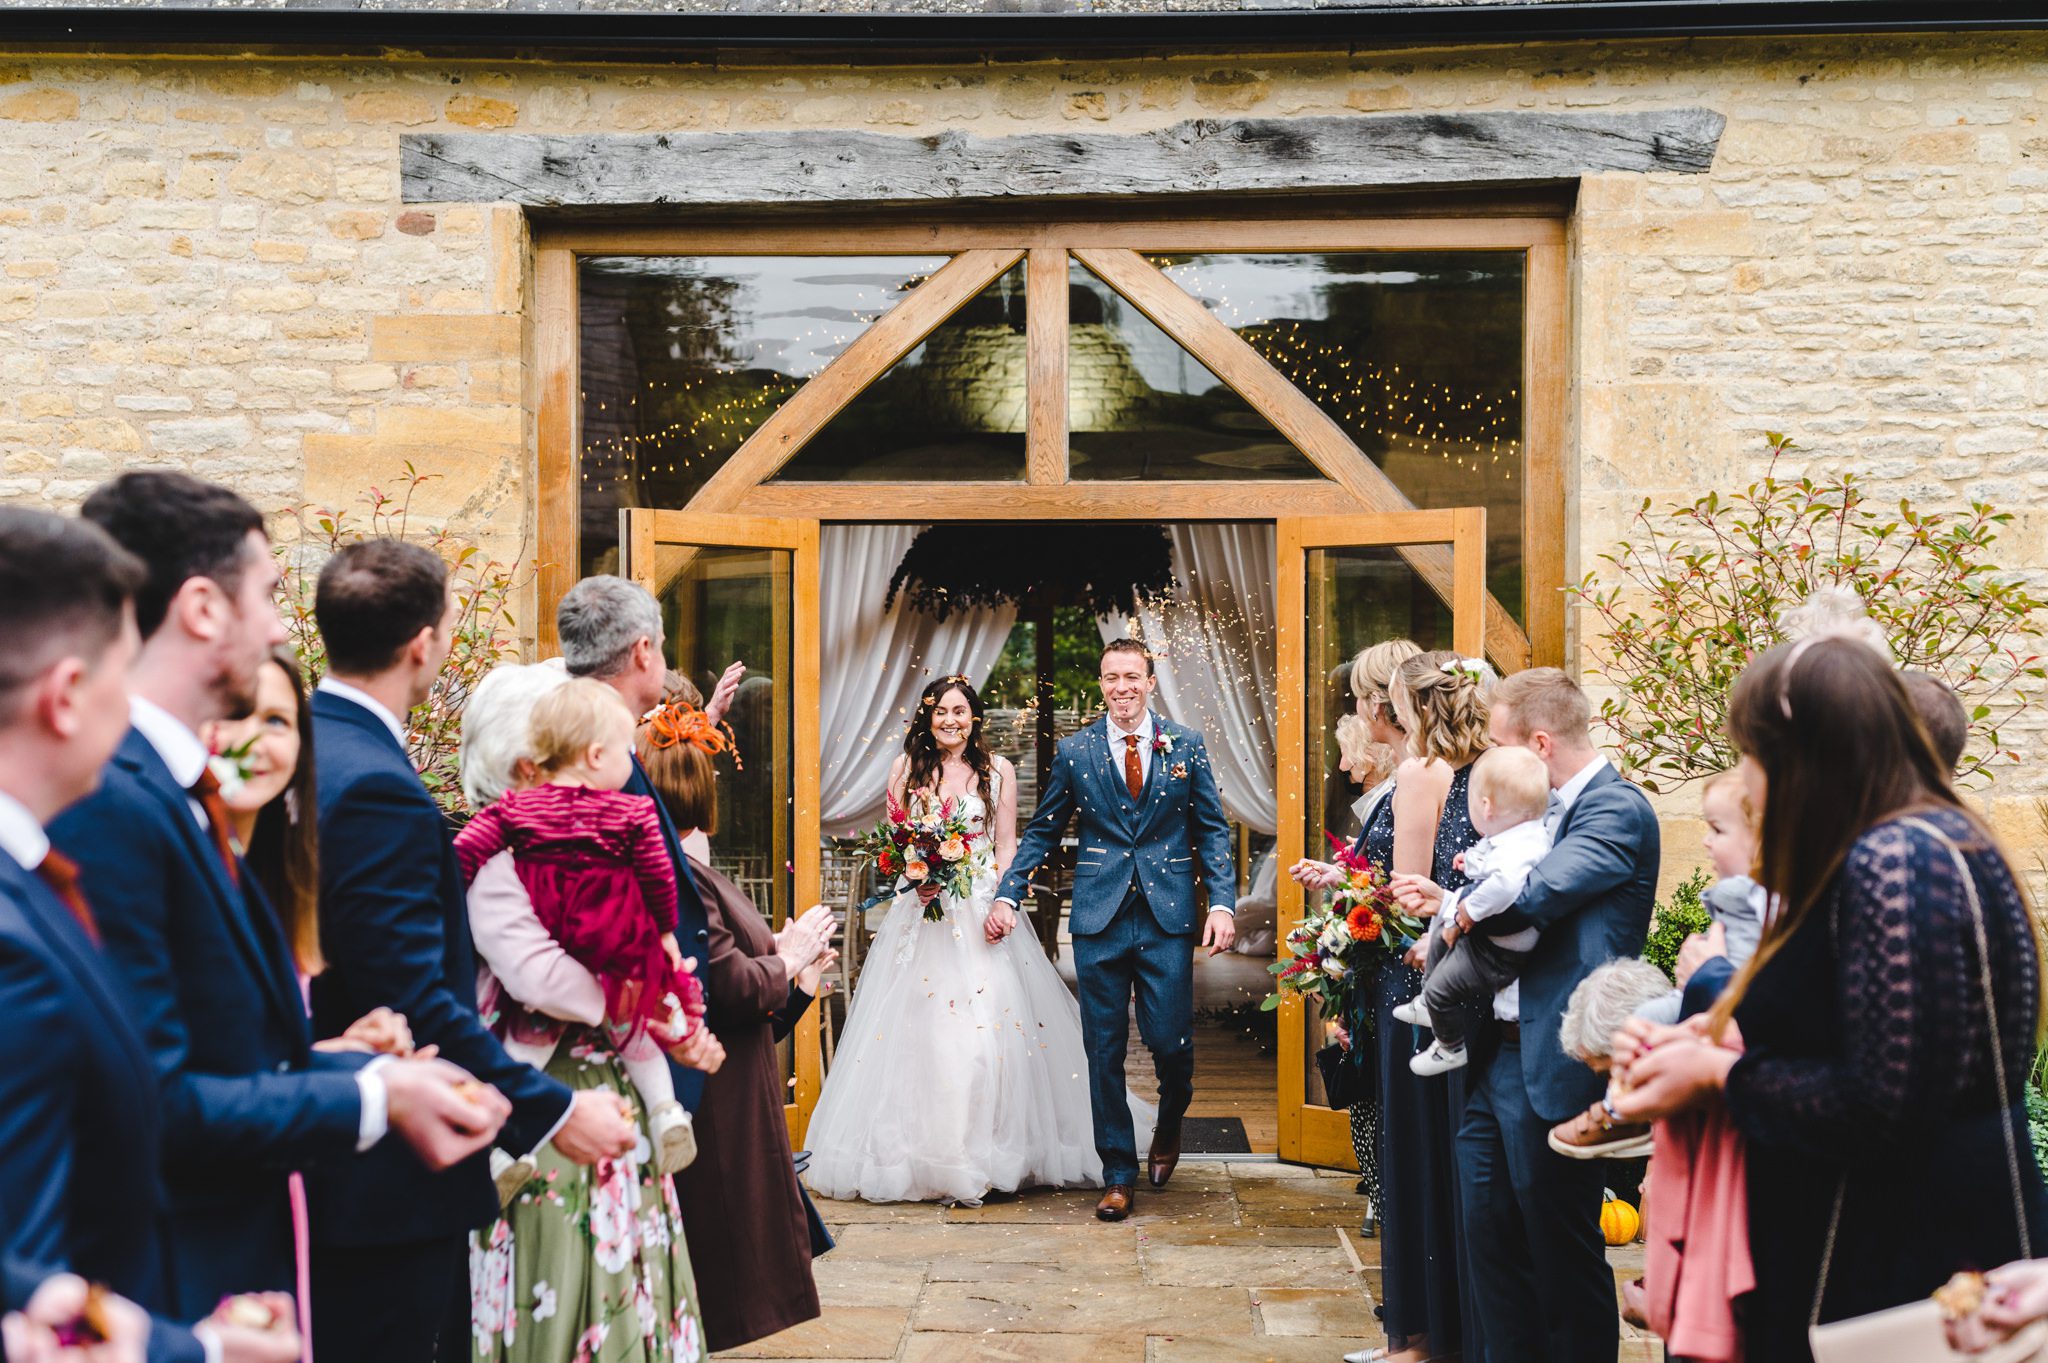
901,675,994,810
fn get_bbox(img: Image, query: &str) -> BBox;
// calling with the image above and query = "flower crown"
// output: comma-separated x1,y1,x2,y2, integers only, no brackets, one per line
641,701,742,769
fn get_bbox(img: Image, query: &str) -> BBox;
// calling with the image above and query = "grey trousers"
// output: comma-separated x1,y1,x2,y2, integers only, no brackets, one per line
1421,925,1527,1050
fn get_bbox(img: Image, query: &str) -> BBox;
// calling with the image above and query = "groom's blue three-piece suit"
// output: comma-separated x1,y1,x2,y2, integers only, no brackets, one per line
996,711,1235,1186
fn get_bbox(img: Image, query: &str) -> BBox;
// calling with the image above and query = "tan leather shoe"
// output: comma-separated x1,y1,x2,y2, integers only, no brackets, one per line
1547,1099,1653,1160
1095,1184,1134,1222
1147,1118,1181,1189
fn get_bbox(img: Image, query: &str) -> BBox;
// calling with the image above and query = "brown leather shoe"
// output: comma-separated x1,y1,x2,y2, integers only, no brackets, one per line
1147,1118,1182,1189
1095,1184,1133,1222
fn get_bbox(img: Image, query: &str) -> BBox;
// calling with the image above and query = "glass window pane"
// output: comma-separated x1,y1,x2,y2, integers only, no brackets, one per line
1070,260,1319,482
1300,542,1454,1109
578,256,946,577
653,542,794,938
772,262,1030,483
1161,252,1526,626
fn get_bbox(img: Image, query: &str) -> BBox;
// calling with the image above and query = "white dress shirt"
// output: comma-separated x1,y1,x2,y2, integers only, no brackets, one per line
0,788,50,872
1492,754,1610,1022
1107,710,1156,786
130,694,389,1150
315,675,408,747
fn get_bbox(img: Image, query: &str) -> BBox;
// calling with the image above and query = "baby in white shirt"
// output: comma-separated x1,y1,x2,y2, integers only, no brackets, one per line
1394,745,1554,1076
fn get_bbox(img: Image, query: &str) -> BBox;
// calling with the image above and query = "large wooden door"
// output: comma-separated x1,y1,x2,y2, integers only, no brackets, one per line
620,509,824,1142
1274,509,1487,1168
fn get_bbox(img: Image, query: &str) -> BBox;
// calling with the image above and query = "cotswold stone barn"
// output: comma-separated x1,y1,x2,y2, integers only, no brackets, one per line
2,1,2044,1176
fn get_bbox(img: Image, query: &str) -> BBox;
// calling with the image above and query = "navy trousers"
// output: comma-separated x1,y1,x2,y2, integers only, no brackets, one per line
1071,887,1194,1186
1455,1039,1615,1363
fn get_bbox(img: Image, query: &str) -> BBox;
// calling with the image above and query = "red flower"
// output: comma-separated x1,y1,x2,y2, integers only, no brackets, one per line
1346,903,1382,942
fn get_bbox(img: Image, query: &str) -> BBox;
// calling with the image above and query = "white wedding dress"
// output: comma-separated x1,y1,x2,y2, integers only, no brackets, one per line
805,775,1153,1204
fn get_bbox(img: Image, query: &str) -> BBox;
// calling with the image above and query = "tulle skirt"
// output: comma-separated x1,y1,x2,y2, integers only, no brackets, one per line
804,875,1152,1204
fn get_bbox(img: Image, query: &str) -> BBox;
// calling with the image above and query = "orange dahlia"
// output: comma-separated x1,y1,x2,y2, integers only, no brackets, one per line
1346,903,1382,942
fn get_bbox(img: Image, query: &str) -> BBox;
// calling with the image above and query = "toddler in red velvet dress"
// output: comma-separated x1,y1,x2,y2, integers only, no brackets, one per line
456,677,705,1176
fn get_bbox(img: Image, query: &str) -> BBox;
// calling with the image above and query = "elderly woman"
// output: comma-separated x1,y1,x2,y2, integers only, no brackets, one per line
637,673,833,1353
457,661,715,1363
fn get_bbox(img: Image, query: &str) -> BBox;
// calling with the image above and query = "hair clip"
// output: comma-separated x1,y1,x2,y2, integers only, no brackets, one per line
642,701,742,768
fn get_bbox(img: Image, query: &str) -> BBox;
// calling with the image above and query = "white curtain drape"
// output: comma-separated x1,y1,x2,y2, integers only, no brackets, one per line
1098,522,1278,835
818,524,1018,837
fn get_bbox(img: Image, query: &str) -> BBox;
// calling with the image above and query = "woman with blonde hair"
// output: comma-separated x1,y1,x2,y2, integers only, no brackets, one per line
1314,647,1490,1363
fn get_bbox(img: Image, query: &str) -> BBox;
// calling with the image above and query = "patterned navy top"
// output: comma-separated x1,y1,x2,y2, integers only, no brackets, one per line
1431,762,1480,896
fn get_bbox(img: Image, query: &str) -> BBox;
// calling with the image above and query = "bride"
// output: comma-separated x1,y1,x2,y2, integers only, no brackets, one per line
805,675,1148,1205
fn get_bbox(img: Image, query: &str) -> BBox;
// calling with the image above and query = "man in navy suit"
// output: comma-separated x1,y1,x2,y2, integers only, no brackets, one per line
993,640,1237,1222
50,474,507,1329
308,540,636,1363
0,507,302,1363
1395,668,1659,1363
557,576,727,1113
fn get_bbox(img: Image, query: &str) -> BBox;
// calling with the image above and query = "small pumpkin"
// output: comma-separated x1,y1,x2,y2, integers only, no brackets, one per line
1600,1194,1642,1246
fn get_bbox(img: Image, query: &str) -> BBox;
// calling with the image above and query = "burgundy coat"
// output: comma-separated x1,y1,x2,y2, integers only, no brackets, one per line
669,857,821,1353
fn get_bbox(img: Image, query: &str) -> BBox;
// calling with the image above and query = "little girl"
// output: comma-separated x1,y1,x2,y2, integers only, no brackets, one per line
455,676,705,1176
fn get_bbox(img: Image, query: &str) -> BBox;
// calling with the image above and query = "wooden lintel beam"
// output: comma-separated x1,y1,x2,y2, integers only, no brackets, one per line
1072,245,1532,673
689,247,1023,513
404,110,1723,207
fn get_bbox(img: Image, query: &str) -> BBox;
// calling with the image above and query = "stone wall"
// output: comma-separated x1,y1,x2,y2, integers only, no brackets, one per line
2,33,2045,880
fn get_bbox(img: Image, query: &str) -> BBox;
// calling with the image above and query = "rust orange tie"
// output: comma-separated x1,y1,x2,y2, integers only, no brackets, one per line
37,849,100,945
190,767,241,888
1124,733,1143,800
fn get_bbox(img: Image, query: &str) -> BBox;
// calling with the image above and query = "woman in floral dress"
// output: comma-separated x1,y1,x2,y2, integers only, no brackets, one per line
459,661,707,1363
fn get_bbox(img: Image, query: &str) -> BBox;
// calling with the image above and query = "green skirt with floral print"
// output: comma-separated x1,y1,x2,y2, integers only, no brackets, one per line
470,1029,706,1363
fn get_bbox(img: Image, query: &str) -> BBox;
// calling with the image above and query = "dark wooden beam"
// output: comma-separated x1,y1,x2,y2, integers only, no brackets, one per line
401,109,1722,208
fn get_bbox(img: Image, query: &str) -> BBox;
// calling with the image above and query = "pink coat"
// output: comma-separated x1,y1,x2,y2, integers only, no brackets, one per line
1646,1105,1757,1362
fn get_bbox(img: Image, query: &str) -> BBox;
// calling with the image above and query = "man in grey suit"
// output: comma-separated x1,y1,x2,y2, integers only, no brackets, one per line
992,640,1237,1222
1395,667,1659,1363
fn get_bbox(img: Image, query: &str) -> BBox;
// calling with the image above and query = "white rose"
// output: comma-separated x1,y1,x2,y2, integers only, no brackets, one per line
1321,958,1349,981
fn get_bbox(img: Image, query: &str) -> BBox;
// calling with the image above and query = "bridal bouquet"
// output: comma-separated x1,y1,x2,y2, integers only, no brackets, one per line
855,789,983,922
1261,836,1422,1014
1321,832,1428,954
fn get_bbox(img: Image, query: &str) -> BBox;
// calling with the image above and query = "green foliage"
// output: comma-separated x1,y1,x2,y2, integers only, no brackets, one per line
279,464,526,814
1641,869,1714,983
982,606,1115,712
1572,433,2045,792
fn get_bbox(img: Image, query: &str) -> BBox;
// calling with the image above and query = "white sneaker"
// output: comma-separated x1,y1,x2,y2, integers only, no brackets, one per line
651,1101,698,1175
1390,998,1431,1028
1409,1041,1469,1076
491,1148,538,1209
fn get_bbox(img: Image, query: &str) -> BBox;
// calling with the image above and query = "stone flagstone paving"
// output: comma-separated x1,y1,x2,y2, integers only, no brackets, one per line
716,1161,1665,1361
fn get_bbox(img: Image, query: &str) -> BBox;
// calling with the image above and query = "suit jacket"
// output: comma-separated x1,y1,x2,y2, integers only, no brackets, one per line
996,713,1236,936
1482,764,1660,1121
625,754,715,1114
306,689,572,1246
48,729,366,1317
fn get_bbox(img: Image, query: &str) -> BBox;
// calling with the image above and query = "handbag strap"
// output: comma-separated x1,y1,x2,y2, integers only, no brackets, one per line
1809,814,2031,1328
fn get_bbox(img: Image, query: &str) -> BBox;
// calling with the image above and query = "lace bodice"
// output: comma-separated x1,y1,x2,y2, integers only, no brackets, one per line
1724,806,2041,1159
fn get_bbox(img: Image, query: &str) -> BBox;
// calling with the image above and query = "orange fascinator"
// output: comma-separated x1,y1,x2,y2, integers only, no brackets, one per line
641,702,742,769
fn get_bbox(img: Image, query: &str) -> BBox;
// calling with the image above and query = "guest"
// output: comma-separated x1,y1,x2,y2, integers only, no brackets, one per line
638,684,835,1353
1299,641,1488,1363
306,541,632,1363
456,661,709,1363
50,475,499,1327
1330,700,1395,1233
1613,637,2046,1363
1398,667,1658,1362
1901,668,1969,773
557,578,722,1119
0,508,299,1363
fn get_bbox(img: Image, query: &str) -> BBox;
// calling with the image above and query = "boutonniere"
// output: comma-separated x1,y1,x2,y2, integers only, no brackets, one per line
1152,730,1176,756
1170,762,1189,781
207,735,258,802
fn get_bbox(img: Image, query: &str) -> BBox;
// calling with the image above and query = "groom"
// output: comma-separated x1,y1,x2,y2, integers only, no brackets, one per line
992,639,1236,1222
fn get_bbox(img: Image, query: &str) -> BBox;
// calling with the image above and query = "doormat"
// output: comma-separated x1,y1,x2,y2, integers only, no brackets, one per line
1181,1116,1252,1154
